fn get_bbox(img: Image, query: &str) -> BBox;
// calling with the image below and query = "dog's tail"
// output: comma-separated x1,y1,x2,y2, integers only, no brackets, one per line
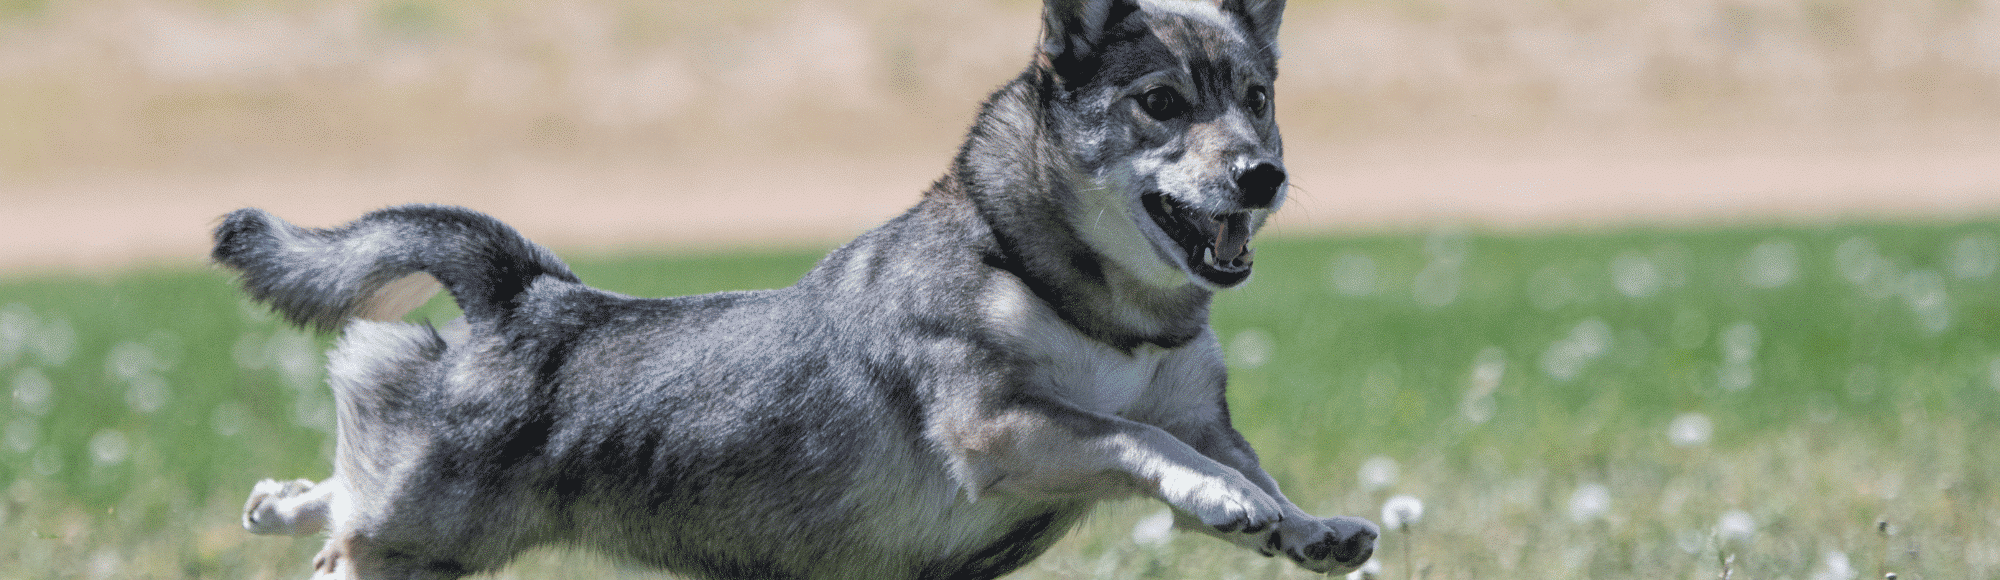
213,204,579,332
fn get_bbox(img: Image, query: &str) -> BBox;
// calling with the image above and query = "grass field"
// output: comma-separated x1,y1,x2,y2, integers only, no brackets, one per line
4,221,1999,579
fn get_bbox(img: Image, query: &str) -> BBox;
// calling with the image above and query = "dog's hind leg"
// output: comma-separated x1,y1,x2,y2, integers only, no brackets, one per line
243,477,342,536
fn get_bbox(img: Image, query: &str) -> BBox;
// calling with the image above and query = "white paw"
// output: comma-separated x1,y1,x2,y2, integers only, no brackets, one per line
243,478,321,535
1159,474,1285,533
311,541,349,579
1263,515,1378,574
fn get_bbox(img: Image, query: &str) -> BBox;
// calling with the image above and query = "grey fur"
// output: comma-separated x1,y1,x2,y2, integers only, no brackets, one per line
222,1,1376,578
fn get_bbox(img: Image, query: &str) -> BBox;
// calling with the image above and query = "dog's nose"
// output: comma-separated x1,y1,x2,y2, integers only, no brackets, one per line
1234,161,1286,209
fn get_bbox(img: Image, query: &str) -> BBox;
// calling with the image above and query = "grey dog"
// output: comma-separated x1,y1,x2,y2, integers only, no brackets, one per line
216,0,1378,578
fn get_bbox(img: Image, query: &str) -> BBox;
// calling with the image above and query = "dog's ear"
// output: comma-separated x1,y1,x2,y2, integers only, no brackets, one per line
1221,0,1284,54
1040,0,1142,86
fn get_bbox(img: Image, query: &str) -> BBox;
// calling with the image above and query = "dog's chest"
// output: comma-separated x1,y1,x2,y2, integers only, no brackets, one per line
985,279,1187,416
1035,337,1170,415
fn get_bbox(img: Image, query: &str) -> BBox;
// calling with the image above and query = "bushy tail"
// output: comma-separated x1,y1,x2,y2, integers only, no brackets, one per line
213,204,579,332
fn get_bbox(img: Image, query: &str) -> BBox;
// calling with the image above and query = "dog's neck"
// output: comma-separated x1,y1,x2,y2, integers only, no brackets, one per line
935,68,1214,352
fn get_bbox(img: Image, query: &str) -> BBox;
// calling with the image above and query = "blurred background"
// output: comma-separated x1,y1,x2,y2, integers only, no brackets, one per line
4,1,2000,579
3,0,1997,271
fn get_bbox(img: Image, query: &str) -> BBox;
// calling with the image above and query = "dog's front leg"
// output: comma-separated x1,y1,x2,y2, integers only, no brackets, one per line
1166,419,1377,574
944,398,1287,534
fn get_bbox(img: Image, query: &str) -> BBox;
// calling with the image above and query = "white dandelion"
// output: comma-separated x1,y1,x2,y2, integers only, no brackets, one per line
1741,238,1800,289
1358,456,1400,493
1381,495,1424,532
1717,510,1755,543
1812,549,1856,580
1568,483,1610,523
1668,413,1713,448
1344,557,1382,580
1131,509,1174,547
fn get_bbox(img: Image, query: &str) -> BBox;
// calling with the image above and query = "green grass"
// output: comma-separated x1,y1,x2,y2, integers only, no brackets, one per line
4,222,1998,579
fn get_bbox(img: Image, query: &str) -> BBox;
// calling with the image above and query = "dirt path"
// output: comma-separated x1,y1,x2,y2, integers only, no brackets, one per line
5,140,2000,274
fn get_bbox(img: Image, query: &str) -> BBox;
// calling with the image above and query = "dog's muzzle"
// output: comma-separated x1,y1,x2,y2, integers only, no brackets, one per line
1141,193,1257,288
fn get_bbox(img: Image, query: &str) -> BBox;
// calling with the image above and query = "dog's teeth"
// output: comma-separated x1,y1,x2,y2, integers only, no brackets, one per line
1203,246,1218,266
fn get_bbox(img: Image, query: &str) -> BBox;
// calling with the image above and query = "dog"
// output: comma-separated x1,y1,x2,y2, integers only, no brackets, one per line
216,0,1378,578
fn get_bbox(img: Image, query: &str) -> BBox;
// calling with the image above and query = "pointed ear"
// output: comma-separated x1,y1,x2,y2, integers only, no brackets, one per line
1040,0,1141,85
1222,0,1285,53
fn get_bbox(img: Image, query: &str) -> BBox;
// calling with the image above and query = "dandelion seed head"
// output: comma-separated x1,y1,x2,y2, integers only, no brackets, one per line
125,375,169,414
0,303,30,365
211,401,248,438
1344,557,1382,580
89,430,129,466
106,342,164,382
1834,237,1884,284
1459,393,1496,424
1358,456,1399,492
1568,483,1611,523
1131,509,1174,547
1612,251,1663,298
1381,494,1424,531
1228,329,1273,370
1949,234,1998,279
1742,238,1800,289
1412,262,1461,308
1461,348,1505,423
293,394,335,432
1668,412,1713,447
270,332,323,390
1540,318,1611,382
11,369,54,416
1718,510,1755,543
1813,550,1856,580
1720,322,1760,363
1901,270,1951,335
1718,361,1755,392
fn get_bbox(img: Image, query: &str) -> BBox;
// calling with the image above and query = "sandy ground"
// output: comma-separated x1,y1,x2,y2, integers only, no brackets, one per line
7,137,2000,275
6,1,1999,275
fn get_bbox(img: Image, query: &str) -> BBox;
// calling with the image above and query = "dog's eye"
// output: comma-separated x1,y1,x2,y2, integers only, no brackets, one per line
1245,86,1270,117
1139,87,1187,120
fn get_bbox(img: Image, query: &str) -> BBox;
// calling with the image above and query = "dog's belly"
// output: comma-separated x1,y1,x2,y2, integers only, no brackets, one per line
493,383,1082,580
849,481,1087,580
807,425,1091,579
563,443,1085,580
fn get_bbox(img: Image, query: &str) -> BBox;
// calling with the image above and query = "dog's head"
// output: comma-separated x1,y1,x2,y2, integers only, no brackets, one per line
1040,0,1286,291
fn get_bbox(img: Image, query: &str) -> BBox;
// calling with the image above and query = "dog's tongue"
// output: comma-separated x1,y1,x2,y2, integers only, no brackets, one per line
1212,213,1253,266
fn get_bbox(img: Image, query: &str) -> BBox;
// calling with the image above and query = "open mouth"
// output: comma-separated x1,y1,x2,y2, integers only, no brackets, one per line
1141,193,1256,287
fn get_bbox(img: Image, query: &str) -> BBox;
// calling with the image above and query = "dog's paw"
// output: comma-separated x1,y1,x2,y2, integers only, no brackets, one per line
243,478,319,535
1159,474,1285,533
311,539,351,579
1262,515,1378,574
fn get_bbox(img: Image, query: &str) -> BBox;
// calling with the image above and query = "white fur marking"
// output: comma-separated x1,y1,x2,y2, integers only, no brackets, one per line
1140,0,1243,41
1069,168,1188,290
985,276,1183,416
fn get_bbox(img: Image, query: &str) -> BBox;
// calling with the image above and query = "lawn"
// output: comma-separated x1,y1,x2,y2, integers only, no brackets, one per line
2,221,1996,579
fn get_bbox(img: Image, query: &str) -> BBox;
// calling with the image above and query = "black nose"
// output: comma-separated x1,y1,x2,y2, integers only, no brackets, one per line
1235,161,1286,208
